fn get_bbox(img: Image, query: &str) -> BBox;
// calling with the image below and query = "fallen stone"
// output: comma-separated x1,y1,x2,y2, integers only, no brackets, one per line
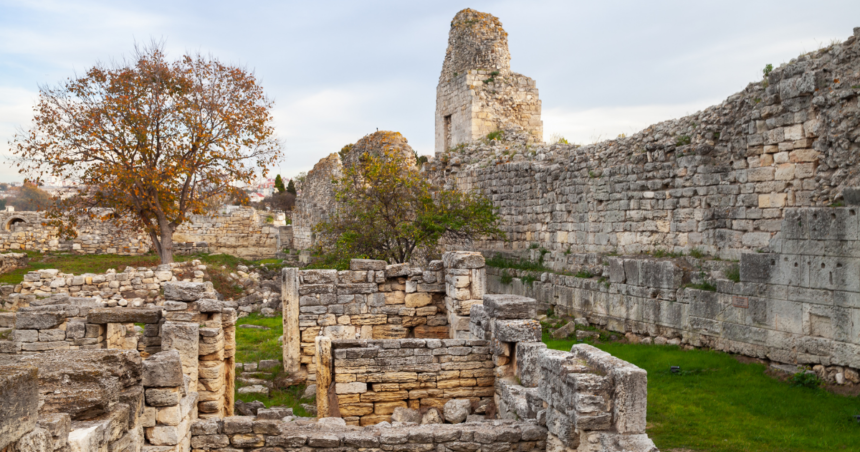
390,407,421,424
576,330,599,340
421,408,444,425
443,399,471,424
0,365,39,451
551,322,576,339
237,385,269,396
234,400,264,416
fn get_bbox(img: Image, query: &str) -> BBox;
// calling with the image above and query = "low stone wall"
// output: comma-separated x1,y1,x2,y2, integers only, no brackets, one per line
0,252,27,275
485,207,860,375
471,294,658,452
316,338,494,426
189,418,547,452
0,260,208,311
281,252,487,383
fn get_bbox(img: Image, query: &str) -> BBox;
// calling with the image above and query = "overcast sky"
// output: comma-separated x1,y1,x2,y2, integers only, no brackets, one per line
1,0,859,183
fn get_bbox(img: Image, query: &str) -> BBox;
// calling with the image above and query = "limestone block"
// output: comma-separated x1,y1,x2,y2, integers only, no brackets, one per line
494,319,542,343
350,259,386,271
146,387,181,407
15,312,63,330
163,281,206,301
443,251,485,269
442,398,471,423
405,293,432,308
160,322,199,389
0,365,39,451
483,294,537,320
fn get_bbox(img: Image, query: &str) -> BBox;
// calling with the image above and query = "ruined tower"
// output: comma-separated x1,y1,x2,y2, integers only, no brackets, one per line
434,9,542,155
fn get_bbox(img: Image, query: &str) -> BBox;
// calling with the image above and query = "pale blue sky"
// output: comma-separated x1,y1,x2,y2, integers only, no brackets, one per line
1,0,858,182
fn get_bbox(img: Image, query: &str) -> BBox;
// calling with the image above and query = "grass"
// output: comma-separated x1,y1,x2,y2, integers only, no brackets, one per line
235,313,283,363
544,337,860,452
726,264,741,282
485,254,549,272
234,313,313,416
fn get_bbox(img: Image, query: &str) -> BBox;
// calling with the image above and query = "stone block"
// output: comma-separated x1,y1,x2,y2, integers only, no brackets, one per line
15,312,63,330
146,388,180,407
0,365,39,451
740,253,776,283
37,413,70,451
163,281,206,301
87,307,161,324
350,259,386,271
405,293,433,308
494,319,541,343
443,252,485,269
483,294,537,319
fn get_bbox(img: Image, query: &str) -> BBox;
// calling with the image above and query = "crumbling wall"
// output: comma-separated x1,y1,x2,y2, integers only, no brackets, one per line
0,252,27,275
281,252,486,383
0,210,151,255
315,338,494,426
435,9,542,154
173,206,286,259
471,294,658,452
430,27,860,260
292,154,343,250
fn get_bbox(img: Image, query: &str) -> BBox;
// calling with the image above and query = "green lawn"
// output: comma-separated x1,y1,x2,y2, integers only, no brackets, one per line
545,336,860,452
234,313,313,416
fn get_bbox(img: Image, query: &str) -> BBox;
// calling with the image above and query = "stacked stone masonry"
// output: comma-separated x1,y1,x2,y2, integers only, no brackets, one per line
435,9,542,154
487,206,860,375
429,27,860,261
0,280,237,451
280,252,486,383
471,294,658,452
187,418,547,452
316,338,495,426
0,206,287,261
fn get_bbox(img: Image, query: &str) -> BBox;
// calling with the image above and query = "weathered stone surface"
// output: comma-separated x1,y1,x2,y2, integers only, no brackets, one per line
142,350,184,388
494,319,541,342
145,388,181,407
483,294,537,320
15,312,63,330
163,281,207,301
0,350,142,421
421,408,444,424
390,407,421,424
350,259,386,271
0,365,39,451
443,399,471,424
87,307,161,324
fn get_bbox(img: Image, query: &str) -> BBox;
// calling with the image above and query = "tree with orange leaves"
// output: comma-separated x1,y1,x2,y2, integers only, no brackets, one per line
11,45,282,263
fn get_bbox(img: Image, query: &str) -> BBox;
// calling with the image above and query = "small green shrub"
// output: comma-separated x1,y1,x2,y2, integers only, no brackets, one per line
790,372,822,389
588,170,601,178
689,248,705,259
500,271,513,285
575,270,593,279
726,264,740,282
713,131,721,140
546,307,554,317
529,243,540,249
675,135,692,146
686,282,717,292
521,274,537,286
486,130,503,141
483,70,500,84
762,63,774,87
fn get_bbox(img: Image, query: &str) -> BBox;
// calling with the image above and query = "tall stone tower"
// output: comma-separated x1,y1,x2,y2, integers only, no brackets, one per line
435,9,542,155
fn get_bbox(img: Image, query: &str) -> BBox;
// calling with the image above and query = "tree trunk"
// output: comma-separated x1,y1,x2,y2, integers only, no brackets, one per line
156,218,175,264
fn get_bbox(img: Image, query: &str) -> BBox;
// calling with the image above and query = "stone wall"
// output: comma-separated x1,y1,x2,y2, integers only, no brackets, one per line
0,260,208,311
280,252,486,383
435,9,542,155
486,206,860,375
188,418,547,452
0,281,237,429
0,252,27,275
316,338,494,426
471,294,658,452
173,206,287,259
292,154,342,250
430,27,860,261
0,210,151,255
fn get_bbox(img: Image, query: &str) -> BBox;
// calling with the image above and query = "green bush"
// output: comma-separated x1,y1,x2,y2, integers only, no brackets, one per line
726,264,741,282
500,271,513,285
790,372,822,389
675,135,692,146
486,130,503,141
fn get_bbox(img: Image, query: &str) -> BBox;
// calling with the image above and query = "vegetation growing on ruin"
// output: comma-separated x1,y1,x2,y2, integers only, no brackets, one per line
311,150,502,267
11,44,282,264
674,135,692,146
544,337,860,451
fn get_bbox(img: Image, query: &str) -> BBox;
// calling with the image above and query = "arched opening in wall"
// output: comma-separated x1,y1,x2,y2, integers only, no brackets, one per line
5,217,26,232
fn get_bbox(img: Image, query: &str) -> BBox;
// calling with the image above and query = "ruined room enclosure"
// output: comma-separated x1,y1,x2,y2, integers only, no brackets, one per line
0,252,658,452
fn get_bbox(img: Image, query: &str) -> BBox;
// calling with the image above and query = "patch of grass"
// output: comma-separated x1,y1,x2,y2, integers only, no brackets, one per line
486,254,548,272
543,339,860,451
685,282,717,292
486,130,503,141
726,264,741,282
521,274,538,286
499,271,513,285
675,135,692,146
791,371,823,389
235,313,283,363
830,201,845,207
574,270,593,278
713,131,721,140
651,249,684,258
235,384,314,417
689,248,705,259
588,170,601,178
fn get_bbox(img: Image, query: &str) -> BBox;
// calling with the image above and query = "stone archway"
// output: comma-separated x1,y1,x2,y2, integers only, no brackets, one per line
5,217,26,231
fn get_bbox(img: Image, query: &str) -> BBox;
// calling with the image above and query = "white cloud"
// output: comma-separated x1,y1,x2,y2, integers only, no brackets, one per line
542,100,720,145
